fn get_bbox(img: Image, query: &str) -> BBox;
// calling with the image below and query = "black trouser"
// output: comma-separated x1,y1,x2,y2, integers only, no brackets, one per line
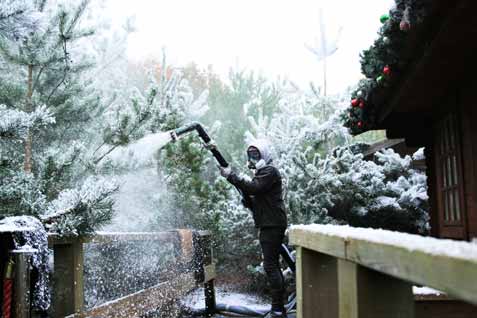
259,227,286,312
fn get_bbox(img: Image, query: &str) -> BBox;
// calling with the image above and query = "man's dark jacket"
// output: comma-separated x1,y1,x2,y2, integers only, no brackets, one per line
228,165,287,229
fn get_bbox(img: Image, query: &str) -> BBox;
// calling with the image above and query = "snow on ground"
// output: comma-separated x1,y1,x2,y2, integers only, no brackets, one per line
181,287,269,312
291,224,477,261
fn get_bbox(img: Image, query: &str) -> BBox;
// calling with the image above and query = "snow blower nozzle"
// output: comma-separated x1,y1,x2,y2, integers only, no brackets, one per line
169,122,229,168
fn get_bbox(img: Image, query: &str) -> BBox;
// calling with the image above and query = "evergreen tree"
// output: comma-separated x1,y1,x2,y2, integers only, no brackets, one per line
288,145,429,234
0,1,119,235
0,0,39,40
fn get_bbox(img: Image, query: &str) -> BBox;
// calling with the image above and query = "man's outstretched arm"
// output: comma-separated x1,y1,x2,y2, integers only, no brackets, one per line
226,166,276,195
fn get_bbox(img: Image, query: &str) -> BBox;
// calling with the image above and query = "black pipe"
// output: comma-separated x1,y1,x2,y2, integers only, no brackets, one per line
280,244,296,274
171,122,229,168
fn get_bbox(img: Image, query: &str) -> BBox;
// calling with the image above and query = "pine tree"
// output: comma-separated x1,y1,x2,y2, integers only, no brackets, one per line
288,145,429,234
0,0,39,40
0,1,119,235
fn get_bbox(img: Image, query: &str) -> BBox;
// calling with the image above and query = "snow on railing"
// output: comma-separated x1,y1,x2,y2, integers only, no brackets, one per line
289,224,477,318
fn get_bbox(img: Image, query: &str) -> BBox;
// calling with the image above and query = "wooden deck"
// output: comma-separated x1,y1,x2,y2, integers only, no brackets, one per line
290,224,477,318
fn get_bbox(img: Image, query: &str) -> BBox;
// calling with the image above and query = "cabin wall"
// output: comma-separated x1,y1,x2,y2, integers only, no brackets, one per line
429,79,477,241
424,144,440,238
459,81,477,240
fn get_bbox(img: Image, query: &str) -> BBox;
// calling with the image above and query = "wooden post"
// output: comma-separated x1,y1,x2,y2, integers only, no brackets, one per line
337,259,414,318
338,259,358,318
12,250,31,318
51,240,84,318
177,229,194,263
202,233,215,318
192,231,216,317
296,247,339,318
204,280,216,318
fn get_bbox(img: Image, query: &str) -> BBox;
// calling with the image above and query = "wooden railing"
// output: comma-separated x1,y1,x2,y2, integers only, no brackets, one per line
44,230,215,318
289,224,477,318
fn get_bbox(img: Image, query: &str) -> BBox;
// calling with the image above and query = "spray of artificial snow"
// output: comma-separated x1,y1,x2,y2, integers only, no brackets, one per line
83,131,178,309
105,167,167,232
100,131,177,231
106,131,173,169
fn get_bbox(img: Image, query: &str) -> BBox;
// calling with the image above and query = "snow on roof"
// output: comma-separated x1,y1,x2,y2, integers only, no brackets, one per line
413,286,443,296
290,224,477,262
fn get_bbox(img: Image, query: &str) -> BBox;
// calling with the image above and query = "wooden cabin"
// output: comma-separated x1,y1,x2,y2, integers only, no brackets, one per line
369,0,477,242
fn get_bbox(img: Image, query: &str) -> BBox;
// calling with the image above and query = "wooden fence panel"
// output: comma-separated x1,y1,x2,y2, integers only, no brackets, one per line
67,272,195,318
48,230,214,318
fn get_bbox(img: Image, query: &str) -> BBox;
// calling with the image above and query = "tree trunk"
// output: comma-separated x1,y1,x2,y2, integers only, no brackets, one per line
24,64,33,173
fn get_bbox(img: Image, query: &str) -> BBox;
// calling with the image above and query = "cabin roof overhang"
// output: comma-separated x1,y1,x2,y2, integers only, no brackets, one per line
371,0,477,142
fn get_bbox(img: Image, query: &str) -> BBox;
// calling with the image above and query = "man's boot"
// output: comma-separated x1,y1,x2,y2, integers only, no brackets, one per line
269,289,287,318
269,309,287,318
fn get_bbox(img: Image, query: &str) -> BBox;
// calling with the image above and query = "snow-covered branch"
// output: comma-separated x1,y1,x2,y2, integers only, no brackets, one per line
42,177,119,235
0,104,55,138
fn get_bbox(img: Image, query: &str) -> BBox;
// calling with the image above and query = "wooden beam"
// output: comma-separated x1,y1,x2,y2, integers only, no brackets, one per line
290,226,477,306
51,241,84,318
296,247,339,318
12,250,31,318
291,228,346,259
204,280,216,318
48,231,178,247
177,229,194,262
347,238,476,306
67,272,195,318
338,259,414,318
337,259,358,318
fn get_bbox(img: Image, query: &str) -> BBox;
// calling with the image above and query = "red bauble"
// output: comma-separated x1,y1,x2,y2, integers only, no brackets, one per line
357,121,363,128
383,65,391,76
400,21,411,31
359,101,365,108
351,98,359,107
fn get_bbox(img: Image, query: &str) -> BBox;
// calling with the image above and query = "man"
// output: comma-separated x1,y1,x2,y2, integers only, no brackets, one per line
219,139,288,318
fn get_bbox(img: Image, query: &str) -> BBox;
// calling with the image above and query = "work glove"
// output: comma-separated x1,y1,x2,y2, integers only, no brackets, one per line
219,166,232,178
203,140,217,150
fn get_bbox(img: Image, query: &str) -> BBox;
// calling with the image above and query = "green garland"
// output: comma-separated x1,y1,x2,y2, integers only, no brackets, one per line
342,0,432,135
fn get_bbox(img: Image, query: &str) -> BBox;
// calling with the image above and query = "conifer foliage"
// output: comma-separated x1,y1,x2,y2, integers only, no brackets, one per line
342,0,432,134
0,1,117,235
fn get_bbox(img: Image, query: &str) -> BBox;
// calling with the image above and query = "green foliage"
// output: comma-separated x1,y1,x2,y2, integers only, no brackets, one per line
342,0,432,135
0,1,118,235
203,69,283,160
287,145,429,234
156,135,231,256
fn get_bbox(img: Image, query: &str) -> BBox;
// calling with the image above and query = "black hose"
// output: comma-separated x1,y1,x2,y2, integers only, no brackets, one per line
187,293,296,317
216,303,268,316
172,122,229,167
280,244,296,274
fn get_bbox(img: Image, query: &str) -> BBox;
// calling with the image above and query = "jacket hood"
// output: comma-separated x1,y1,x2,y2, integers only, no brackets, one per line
248,139,273,164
